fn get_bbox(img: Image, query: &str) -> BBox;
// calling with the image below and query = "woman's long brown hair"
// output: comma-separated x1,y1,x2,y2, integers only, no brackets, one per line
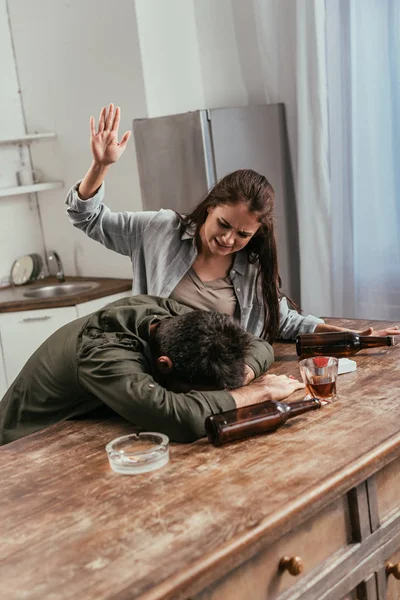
178,169,281,342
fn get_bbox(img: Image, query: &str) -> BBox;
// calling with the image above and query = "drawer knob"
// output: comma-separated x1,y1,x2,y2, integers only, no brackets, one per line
386,561,400,579
279,556,304,576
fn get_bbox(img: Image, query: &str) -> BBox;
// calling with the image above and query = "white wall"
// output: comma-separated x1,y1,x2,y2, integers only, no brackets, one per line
135,0,205,117
0,0,44,285
195,0,254,108
6,0,147,279
135,0,264,114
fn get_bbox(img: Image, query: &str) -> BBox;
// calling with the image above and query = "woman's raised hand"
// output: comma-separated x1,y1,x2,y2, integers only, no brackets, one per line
90,104,131,166
77,104,131,199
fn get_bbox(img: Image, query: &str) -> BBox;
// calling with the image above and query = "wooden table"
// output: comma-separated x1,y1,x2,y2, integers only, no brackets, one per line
1,318,400,600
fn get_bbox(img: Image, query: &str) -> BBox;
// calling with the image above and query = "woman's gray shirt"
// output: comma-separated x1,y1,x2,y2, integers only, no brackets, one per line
65,182,323,339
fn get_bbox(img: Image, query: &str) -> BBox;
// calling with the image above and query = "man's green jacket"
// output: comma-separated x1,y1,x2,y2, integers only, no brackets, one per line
0,295,274,445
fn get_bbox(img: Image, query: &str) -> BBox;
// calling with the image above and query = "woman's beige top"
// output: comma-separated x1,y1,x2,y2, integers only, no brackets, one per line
170,268,237,316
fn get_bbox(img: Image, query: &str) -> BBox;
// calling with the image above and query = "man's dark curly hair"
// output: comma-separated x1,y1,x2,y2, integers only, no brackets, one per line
155,311,252,390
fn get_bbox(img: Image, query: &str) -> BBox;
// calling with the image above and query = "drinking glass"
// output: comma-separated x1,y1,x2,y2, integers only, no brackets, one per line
299,357,339,403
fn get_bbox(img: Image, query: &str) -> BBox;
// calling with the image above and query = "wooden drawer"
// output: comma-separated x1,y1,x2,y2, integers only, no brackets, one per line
385,547,400,600
340,592,358,600
194,495,352,600
375,456,400,523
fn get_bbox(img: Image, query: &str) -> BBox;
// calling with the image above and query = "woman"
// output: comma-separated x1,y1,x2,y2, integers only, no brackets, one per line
66,104,398,341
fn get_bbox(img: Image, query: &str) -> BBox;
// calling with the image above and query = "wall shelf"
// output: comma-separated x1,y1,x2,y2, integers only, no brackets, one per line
0,133,57,146
0,181,64,198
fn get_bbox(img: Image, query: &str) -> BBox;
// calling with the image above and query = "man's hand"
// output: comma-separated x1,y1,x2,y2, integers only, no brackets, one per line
230,373,305,408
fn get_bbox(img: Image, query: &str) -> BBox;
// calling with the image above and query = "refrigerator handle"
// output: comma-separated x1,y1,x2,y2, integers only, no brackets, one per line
200,110,217,189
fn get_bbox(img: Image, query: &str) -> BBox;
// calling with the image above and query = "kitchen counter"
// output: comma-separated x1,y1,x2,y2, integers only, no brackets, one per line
0,276,132,312
1,317,400,600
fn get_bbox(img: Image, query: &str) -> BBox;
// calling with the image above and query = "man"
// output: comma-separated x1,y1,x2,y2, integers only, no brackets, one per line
0,295,304,445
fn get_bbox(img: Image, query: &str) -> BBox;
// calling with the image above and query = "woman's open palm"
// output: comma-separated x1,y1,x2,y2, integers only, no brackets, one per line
90,104,131,166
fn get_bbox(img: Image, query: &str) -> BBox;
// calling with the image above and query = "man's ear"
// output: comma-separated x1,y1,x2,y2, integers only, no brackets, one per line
155,356,174,374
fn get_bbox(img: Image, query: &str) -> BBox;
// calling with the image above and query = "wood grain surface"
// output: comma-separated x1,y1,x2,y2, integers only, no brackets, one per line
1,317,399,599
0,276,132,312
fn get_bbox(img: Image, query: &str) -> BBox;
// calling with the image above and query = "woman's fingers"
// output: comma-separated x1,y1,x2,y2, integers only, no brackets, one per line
94,104,124,139
357,327,373,336
357,326,399,336
376,327,400,336
111,106,120,132
89,104,130,163
105,103,114,130
119,130,131,149
90,116,96,137
97,106,106,133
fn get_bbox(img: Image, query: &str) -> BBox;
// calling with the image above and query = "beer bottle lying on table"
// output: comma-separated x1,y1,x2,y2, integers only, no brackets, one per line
296,332,395,358
205,398,321,446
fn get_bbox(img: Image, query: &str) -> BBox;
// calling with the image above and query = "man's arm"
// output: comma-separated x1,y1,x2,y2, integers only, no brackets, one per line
243,336,274,384
78,345,235,443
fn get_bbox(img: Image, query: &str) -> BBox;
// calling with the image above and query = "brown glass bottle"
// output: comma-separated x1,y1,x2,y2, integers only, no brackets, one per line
296,332,394,358
205,398,321,446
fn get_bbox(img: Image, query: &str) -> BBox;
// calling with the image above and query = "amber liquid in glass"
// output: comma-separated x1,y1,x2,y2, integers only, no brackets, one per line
306,379,336,399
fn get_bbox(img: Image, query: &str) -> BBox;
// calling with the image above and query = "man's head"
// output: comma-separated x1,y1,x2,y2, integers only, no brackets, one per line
153,311,252,391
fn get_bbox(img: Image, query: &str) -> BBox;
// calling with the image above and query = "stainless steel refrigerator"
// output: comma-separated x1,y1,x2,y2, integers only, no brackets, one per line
133,104,300,302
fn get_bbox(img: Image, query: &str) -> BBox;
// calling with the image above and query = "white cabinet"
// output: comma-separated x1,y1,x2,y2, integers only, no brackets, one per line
0,306,78,390
0,291,131,395
76,292,130,318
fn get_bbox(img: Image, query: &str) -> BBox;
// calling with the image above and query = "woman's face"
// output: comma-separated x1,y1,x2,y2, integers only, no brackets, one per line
200,202,261,256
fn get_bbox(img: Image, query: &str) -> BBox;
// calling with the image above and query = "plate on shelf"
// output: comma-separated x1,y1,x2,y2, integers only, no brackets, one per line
10,253,43,285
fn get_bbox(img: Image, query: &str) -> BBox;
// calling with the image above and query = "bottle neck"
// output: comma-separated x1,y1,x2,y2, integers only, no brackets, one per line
285,398,322,419
359,335,394,348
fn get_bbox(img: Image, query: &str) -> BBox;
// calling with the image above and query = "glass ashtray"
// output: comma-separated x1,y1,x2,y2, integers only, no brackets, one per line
105,432,169,475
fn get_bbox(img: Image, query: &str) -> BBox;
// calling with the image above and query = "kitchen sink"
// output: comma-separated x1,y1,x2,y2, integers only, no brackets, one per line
23,282,100,299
